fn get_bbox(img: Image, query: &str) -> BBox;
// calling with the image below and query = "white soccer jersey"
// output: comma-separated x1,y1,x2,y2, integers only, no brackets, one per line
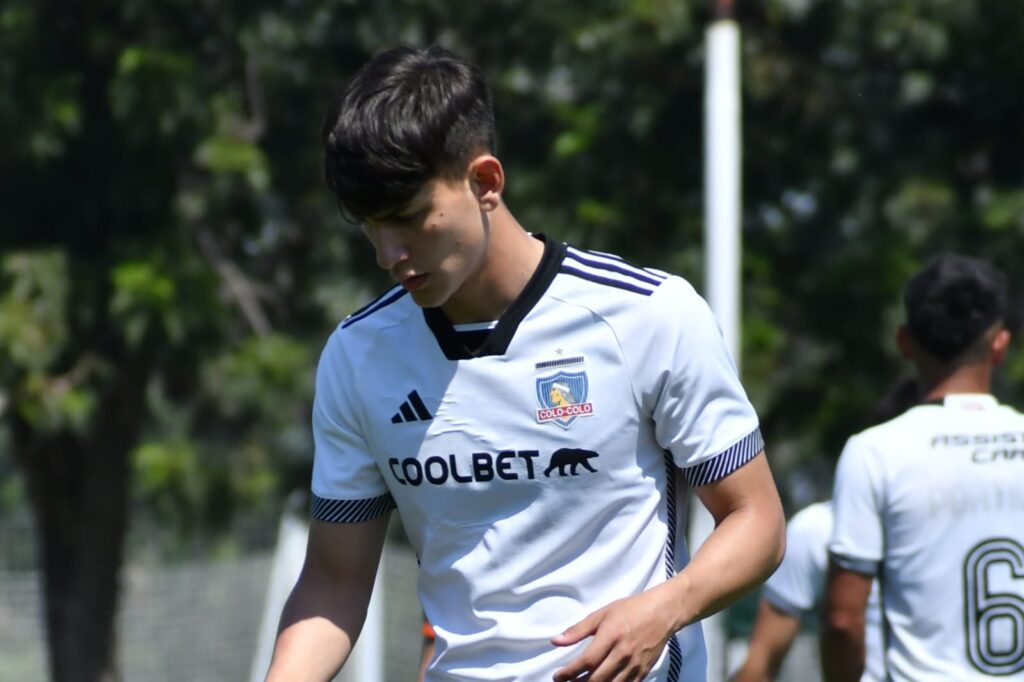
830,394,1024,680
762,501,883,682
311,235,763,681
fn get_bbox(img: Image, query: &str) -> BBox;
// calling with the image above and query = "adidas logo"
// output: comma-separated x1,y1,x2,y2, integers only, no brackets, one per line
391,390,433,424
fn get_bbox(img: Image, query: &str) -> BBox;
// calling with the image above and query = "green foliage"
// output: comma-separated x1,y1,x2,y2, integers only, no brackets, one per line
110,261,183,348
2,1,1024,672
1,0,1022,552
978,189,1024,233
195,135,271,190
0,252,68,371
134,440,201,512
205,333,312,420
740,0,1024,494
0,252,99,435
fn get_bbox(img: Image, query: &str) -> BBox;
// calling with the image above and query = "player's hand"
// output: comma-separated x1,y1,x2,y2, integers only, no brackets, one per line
550,588,677,682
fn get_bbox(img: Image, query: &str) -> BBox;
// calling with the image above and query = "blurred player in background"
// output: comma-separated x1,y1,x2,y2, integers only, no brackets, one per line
265,44,785,682
734,501,881,682
823,254,1024,680
732,379,919,682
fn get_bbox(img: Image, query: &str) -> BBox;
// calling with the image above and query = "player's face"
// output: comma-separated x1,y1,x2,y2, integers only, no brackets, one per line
363,175,490,318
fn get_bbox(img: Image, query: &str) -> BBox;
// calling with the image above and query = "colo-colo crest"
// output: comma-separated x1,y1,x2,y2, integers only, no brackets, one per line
535,370,594,429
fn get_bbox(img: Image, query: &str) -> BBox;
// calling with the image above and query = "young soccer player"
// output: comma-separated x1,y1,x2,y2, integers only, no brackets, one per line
265,45,785,682
823,255,1024,680
732,380,920,682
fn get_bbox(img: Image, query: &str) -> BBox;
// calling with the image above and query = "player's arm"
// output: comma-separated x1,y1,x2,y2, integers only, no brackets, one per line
820,558,872,682
682,452,787,616
265,514,390,682
731,598,802,682
822,432,883,682
553,452,785,682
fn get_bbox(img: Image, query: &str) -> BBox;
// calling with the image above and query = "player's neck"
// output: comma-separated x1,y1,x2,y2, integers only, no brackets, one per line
441,206,544,324
918,364,992,402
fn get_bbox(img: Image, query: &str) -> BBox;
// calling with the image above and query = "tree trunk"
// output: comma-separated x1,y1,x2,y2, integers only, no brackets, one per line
13,363,147,682
23,435,127,682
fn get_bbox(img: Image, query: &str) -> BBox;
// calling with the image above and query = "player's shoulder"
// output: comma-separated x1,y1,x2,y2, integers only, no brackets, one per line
559,243,672,296
992,399,1024,423
789,500,834,534
839,403,974,474
785,500,834,548
325,284,418,353
338,285,417,331
556,242,701,313
850,403,932,446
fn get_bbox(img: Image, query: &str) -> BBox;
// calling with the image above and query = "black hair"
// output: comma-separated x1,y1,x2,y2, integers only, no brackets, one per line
903,254,1008,362
322,45,496,221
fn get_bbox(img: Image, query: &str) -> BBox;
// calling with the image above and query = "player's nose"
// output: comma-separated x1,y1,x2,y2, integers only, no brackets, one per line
370,226,409,271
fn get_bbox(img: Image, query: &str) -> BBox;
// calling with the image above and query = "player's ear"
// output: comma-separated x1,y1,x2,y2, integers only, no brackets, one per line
467,155,504,211
896,325,915,360
990,327,1011,366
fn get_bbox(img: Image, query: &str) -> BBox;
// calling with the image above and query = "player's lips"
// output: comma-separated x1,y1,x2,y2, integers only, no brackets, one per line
401,274,428,291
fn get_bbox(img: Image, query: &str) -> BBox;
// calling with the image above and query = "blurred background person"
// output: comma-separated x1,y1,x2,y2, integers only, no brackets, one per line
824,254,1024,681
732,379,919,682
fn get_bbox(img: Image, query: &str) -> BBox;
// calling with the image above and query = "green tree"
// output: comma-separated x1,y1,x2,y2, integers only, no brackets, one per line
0,0,348,678
4,0,1024,679
740,0,1024,481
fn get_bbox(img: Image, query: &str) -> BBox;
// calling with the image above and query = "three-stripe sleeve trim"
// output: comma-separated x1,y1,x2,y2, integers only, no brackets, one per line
311,493,396,523
560,248,667,295
566,248,667,286
682,428,764,488
560,265,657,295
341,287,408,329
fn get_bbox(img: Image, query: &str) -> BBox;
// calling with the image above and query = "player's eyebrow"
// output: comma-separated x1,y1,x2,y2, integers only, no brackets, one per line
367,188,433,224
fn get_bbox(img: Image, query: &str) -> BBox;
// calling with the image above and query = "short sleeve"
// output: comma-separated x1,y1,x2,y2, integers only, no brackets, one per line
643,278,763,487
309,332,395,523
762,504,831,615
828,435,884,575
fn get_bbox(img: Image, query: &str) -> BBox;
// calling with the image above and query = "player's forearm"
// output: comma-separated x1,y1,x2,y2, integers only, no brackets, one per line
820,610,865,682
821,562,872,682
731,654,772,682
266,618,352,682
265,575,368,681
660,499,785,631
732,600,800,682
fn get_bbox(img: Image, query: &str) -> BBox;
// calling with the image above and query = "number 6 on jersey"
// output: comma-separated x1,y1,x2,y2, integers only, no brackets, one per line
963,537,1024,675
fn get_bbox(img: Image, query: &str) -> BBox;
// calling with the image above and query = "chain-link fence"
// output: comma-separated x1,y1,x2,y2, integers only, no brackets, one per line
0,510,277,681
1,507,819,682
0,510,424,682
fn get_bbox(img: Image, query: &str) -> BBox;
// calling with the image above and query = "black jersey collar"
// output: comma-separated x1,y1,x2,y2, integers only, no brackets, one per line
423,234,566,360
